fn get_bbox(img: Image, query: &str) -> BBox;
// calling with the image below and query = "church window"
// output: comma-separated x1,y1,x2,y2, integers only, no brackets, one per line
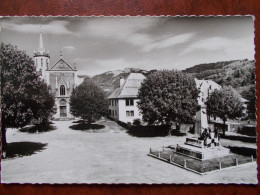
60,85,66,96
41,58,43,67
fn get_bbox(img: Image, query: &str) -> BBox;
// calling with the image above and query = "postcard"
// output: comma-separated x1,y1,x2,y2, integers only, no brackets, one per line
0,16,257,184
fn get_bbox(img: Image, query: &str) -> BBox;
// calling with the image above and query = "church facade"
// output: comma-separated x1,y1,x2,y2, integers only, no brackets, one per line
34,32,83,120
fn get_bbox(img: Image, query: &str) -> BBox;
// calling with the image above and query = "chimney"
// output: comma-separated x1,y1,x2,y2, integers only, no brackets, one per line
120,77,125,87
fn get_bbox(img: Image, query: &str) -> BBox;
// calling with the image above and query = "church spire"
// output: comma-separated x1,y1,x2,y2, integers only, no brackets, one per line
38,29,45,54
39,32,44,50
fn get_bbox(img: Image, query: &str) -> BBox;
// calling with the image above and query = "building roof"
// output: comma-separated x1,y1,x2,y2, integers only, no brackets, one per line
49,58,75,71
108,73,146,99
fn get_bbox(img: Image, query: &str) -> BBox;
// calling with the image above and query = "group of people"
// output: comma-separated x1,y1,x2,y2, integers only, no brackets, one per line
199,128,220,147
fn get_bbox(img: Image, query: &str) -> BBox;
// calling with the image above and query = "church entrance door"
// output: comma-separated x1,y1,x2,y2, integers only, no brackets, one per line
59,99,67,118
60,106,67,117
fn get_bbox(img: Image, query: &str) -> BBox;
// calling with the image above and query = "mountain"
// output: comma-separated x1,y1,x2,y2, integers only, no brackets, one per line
90,68,155,95
85,59,255,98
184,59,255,95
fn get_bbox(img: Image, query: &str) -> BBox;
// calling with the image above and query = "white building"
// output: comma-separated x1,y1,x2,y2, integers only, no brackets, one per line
195,78,249,133
108,73,146,124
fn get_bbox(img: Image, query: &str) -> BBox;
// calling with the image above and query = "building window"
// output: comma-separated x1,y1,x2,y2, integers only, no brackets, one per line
109,109,111,116
110,99,118,106
46,59,49,68
36,59,38,66
112,110,114,116
126,99,134,106
115,110,117,116
126,110,134,117
41,58,43,67
60,85,66,96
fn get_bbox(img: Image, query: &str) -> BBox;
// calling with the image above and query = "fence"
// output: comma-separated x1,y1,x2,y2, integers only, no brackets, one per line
149,148,255,174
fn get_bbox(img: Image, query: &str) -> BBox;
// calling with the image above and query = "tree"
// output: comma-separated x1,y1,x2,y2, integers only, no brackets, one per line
206,86,244,136
241,85,256,120
137,70,199,128
1,43,55,158
30,82,55,128
70,79,108,124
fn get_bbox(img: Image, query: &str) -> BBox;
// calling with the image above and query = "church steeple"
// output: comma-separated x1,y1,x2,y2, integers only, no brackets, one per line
34,30,50,83
38,32,45,54
34,31,49,57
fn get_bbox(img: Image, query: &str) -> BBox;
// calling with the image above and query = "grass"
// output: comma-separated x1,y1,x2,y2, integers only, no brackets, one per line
228,146,257,158
221,134,256,143
150,148,255,173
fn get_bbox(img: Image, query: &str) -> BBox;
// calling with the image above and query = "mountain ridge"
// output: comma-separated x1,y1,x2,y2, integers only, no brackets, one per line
85,59,255,97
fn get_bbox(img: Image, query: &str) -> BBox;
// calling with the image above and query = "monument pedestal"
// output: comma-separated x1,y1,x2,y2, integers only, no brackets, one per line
176,137,230,160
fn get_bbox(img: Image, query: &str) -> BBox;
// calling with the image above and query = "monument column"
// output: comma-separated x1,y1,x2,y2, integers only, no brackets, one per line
194,104,209,137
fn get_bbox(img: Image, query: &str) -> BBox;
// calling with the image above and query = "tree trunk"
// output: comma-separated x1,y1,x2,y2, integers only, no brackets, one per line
223,119,226,137
1,112,7,158
87,118,92,125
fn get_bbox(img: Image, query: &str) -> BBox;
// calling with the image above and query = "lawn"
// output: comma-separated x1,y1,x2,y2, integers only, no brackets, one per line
1,118,257,184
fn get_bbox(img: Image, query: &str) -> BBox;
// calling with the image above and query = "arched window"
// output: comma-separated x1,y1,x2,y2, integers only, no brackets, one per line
60,85,66,96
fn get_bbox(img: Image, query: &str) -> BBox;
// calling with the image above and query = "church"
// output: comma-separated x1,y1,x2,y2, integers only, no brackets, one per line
34,32,84,120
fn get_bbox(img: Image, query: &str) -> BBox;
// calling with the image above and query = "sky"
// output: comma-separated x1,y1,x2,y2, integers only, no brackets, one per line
0,16,255,76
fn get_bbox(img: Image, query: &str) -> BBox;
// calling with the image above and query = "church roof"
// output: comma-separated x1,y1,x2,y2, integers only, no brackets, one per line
49,58,75,71
108,73,146,99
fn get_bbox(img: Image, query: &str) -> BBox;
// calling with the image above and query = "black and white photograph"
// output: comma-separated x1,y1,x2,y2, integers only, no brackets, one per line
0,16,257,184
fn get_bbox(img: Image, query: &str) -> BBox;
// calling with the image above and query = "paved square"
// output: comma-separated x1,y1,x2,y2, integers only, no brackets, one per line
1,118,257,184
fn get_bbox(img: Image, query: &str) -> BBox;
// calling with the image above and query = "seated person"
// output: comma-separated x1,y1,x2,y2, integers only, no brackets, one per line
199,128,207,141
214,129,220,146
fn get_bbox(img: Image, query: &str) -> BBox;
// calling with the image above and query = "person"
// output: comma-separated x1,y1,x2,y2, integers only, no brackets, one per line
200,128,207,141
205,128,212,147
201,128,210,147
209,128,215,146
214,128,220,146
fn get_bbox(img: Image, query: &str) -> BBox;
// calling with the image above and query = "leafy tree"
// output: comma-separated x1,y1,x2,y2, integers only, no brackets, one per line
1,43,55,158
70,79,108,124
206,86,244,136
30,83,55,129
137,70,199,128
241,85,256,120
